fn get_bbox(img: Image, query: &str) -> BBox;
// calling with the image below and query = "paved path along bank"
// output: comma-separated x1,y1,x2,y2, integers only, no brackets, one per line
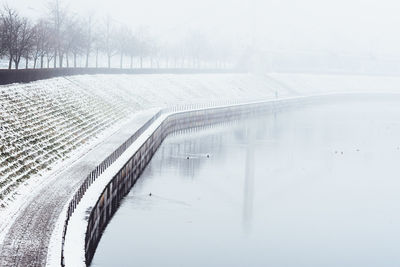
0,109,159,267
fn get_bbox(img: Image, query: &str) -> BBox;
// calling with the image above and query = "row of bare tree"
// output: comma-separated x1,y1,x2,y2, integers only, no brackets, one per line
0,1,233,70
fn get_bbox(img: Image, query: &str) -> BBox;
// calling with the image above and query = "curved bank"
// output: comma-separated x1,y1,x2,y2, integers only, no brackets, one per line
62,93,371,266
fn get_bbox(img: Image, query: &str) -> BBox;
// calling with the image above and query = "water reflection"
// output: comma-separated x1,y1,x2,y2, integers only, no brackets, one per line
92,99,400,267
242,127,255,233
155,132,224,179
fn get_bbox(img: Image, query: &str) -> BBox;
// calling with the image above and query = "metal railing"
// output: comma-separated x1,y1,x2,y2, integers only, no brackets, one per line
60,93,391,266
60,99,269,266
60,109,163,266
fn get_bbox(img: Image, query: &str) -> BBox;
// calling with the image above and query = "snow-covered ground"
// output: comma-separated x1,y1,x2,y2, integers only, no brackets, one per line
0,73,280,208
2,72,400,266
0,72,286,267
0,107,160,267
3,72,400,209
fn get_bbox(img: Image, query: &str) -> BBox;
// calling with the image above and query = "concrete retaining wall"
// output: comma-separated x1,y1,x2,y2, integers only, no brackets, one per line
0,68,237,85
64,93,378,266
82,97,320,265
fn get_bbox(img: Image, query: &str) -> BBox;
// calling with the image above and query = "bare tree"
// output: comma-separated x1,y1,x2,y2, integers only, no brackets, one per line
47,0,68,68
159,41,178,68
13,19,34,69
133,27,151,69
22,23,35,69
93,28,102,68
126,34,139,69
136,39,149,68
169,42,185,68
115,26,131,68
0,16,4,60
83,15,94,68
62,16,84,67
102,16,117,68
44,27,56,68
0,7,34,69
148,42,160,68
70,25,85,68
0,5,233,71
1,6,20,69
30,20,51,68
184,31,209,68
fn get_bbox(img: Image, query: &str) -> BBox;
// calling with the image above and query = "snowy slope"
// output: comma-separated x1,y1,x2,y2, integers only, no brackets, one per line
2,72,400,206
267,73,400,95
0,73,281,205
1,71,400,267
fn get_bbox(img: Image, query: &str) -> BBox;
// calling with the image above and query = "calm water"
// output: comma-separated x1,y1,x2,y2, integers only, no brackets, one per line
92,98,400,267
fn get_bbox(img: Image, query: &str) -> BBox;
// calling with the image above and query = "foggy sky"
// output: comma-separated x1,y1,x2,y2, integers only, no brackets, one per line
8,0,400,58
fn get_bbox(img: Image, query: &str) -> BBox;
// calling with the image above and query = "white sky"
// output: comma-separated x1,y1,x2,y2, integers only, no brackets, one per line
7,0,400,57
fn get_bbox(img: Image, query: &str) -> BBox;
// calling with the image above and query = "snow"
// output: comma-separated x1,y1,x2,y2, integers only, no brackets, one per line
2,72,400,266
45,108,161,267
0,73,279,208
62,93,388,266
0,109,131,243
2,72,400,218
0,107,160,267
63,112,170,267
0,73,284,267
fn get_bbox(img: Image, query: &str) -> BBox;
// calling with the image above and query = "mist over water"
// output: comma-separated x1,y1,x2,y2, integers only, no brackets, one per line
92,97,400,267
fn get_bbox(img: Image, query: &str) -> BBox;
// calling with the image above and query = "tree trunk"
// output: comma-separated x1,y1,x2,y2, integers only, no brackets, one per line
34,58,37,69
120,53,123,68
140,57,143,68
74,53,77,68
25,57,29,69
96,49,99,68
15,59,19,70
108,55,111,68
85,51,89,68
59,53,63,68
66,53,69,68
130,55,133,69
54,50,57,68
8,56,12,70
